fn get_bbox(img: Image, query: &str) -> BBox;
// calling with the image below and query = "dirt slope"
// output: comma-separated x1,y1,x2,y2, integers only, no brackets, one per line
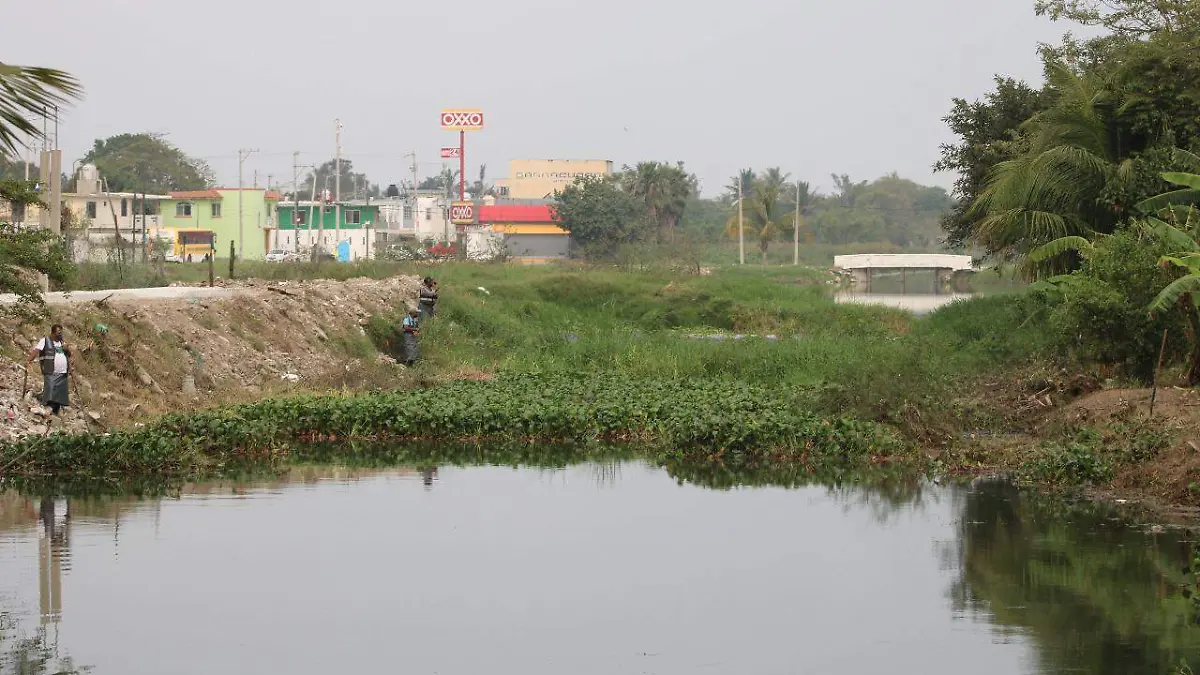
0,276,421,442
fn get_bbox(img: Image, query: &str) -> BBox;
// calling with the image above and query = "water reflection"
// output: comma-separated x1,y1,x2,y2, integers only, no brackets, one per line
947,480,1200,674
835,290,974,315
0,466,1196,675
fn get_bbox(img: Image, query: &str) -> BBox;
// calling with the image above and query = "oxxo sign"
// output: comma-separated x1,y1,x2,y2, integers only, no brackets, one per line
450,201,475,225
440,110,484,131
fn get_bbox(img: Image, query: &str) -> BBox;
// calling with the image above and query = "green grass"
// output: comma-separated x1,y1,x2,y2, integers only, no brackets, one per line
62,259,421,290
12,260,1055,490
392,264,1050,426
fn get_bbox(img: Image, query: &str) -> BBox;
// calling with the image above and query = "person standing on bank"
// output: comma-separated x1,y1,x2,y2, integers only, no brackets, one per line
27,324,71,415
418,276,438,321
402,308,421,367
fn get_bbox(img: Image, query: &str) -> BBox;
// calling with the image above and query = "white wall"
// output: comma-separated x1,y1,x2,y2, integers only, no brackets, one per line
271,228,376,260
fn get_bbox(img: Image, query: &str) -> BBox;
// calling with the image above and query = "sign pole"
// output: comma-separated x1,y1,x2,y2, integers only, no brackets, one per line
459,130,466,201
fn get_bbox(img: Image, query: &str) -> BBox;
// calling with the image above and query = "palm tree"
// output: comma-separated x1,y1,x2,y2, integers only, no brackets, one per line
726,167,790,263
620,161,695,244
968,63,1134,269
725,168,756,203
791,181,817,258
1033,167,1200,384
0,63,81,157
830,174,867,207
468,164,493,199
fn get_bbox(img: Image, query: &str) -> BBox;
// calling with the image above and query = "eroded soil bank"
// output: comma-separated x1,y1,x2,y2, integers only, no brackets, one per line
0,276,421,441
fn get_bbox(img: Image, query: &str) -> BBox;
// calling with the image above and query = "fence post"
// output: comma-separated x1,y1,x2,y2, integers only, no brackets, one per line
229,240,236,280
208,247,215,288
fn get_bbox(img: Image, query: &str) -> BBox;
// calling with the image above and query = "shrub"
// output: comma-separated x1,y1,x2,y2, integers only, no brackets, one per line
1045,228,1185,382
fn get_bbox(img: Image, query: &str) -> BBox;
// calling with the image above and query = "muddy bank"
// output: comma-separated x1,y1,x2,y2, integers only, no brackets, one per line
0,276,422,442
938,367,1200,514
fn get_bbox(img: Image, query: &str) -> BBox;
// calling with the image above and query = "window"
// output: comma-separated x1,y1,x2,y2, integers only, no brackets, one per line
211,202,222,218
176,202,192,217
294,211,307,226
425,209,432,221
403,206,413,220
345,210,361,225
120,199,128,217
86,201,96,218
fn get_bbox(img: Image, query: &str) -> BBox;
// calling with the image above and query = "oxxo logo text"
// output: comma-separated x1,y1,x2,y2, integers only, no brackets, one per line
440,110,484,130
450,202,474,224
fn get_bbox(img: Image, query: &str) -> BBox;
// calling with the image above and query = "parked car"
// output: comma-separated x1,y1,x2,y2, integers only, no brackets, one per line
265,249,291,263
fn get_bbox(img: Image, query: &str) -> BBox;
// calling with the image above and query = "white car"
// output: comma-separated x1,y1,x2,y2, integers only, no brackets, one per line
265,249,291,263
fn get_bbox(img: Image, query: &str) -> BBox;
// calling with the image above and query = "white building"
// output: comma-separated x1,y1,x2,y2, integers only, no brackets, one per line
65,165,169,262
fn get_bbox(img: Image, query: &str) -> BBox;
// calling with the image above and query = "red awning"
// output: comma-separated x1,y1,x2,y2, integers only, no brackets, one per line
477,204,555,224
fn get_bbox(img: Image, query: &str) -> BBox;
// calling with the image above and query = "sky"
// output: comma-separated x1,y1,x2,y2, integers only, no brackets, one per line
6,0,1072,197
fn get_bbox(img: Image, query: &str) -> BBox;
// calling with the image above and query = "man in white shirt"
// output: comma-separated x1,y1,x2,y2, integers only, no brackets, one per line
26,324,72,415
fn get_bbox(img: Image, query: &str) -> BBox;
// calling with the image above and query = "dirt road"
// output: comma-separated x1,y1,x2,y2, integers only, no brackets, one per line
0,286,233,306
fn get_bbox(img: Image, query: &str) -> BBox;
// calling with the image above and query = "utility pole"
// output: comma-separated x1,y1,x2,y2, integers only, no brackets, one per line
406,151,418,194
237,148,258,261
794,182,800,266
737,174,745,266
334,118,342,259
292,152,301,254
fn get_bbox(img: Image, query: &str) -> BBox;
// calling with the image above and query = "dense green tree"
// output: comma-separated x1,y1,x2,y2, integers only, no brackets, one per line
552,175,650,258
941,0,1200,264
81,133,213,194
296,157,379,201
620,161,696,243
0,179,73,316
416,167,459,200
830,173,868,207
934,77,1051,248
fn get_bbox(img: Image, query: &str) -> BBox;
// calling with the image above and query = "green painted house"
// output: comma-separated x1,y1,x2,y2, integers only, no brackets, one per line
275,201,381,260
159,188,281,259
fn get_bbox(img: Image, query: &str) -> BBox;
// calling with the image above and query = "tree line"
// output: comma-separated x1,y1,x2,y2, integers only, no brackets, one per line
934,0,1200,385
553,163,952,260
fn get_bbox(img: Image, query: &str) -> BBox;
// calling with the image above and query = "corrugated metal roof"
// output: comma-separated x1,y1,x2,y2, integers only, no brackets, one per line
478,204,555,223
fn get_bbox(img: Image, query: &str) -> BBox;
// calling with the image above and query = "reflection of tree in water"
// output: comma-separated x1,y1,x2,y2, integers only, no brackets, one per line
590,461,622,488
947,480,1200,675
0,621,85,675
826,478,933,524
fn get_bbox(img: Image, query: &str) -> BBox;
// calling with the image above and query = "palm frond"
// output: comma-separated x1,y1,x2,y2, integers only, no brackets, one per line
1140,217,1200,251
0,64,82,156
1162,172,1200,191
1136,188,1200,214
1149,274,1200,315
1027,235,1094,262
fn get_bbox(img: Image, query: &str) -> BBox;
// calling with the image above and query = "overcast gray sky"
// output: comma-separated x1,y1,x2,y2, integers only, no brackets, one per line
8,0,1068,197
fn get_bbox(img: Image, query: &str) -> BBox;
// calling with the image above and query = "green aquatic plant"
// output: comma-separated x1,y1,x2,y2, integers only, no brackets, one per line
0,374,910,492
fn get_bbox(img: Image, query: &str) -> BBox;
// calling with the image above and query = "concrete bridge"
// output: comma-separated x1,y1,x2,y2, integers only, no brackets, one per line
833,254,975,291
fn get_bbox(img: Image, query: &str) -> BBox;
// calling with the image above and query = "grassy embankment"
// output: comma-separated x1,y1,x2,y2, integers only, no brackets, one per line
1,262,1057,492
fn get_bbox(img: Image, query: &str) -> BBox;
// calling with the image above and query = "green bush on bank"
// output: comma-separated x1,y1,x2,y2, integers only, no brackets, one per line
1039,230,1185,382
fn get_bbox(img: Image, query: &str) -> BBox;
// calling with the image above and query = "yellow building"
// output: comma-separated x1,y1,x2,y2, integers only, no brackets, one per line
494,159,612,200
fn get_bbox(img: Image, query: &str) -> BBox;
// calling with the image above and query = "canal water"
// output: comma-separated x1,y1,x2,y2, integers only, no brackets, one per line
1,463,1196,675
833,269,1024,315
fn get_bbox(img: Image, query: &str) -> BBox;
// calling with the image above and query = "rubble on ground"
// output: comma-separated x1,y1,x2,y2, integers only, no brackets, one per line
1,276,422,441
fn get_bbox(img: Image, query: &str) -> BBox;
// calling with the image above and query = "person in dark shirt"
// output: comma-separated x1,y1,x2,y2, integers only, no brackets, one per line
418,277,438,321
